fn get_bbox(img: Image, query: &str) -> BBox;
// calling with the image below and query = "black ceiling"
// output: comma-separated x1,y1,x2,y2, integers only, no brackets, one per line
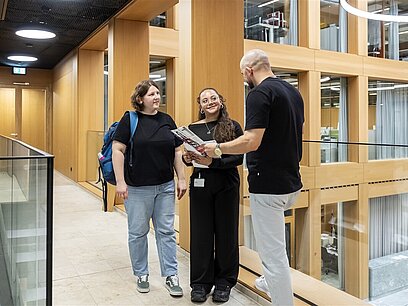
0,0,132,69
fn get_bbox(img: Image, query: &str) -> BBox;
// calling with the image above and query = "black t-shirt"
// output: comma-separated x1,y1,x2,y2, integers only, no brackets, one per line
245,77,304,194
188,120,244,172
113,111,183,187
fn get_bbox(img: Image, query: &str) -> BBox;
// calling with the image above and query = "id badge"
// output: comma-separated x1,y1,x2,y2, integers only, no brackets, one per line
193,178,205,187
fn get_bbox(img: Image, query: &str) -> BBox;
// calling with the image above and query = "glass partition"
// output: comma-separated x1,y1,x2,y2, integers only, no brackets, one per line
150,58,167,112
367,1,408,60
320,0,348,52
0,135,53,305
150,12,166,27
368,79,408,160
321,76,348,163
244,0,298,45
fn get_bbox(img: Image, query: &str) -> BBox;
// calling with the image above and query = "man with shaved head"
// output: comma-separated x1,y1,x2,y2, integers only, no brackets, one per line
201,49,304,305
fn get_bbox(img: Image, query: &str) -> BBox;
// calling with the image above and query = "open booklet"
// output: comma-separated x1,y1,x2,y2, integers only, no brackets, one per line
171,126,218,168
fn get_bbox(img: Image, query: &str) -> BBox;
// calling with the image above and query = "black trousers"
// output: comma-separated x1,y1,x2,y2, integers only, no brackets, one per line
189,169,240,290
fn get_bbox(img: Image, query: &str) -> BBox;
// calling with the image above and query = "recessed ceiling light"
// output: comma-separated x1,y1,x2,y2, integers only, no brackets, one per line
8,55,38,62
16,29,56,39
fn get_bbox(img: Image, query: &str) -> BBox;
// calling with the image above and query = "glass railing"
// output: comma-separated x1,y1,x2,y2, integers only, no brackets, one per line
0,135,53,306
239,140,408,305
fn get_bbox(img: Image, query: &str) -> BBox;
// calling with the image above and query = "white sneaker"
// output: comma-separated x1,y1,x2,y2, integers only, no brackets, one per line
255,275,271,298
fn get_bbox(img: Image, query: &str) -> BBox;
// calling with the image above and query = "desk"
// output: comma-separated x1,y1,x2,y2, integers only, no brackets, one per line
245,22,278,43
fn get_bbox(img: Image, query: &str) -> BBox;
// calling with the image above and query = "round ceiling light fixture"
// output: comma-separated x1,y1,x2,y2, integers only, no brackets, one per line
7,55,38,62
340,0,408,23
16,29,56,39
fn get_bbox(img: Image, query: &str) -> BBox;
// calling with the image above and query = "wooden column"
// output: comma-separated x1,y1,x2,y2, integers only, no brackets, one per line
299,71,321,167
106,19,149,211
176,0,193,250
348,76,368,163
358,183,369,299
348,0,368,56
108,18,149,123
295,189,321,279
343,200,359,296
77,50,104,182
14,87,22,140
177,0,244,252
298,0,320,49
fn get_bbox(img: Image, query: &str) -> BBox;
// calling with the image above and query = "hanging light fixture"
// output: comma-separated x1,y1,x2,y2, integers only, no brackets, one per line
340,0,408,23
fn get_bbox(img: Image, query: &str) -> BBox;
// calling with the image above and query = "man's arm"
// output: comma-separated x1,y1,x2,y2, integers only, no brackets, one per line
202,128,265,157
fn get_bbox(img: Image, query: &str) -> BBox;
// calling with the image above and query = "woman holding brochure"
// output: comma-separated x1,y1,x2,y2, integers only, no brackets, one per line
181,88,243,303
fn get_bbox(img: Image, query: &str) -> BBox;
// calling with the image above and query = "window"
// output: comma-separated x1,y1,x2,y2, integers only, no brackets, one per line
149,58,167,112
320,76,348,163
150,12,166,27
368,79,408,160
320,0,348,52
367,1,408,61
244,0,298,45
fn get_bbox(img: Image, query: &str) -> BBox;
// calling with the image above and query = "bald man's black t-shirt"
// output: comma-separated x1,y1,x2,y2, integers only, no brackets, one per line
113,111,182,187
245,77,304,194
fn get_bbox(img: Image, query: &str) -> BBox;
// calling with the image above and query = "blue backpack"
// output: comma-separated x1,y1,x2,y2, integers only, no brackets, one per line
97,111,138,211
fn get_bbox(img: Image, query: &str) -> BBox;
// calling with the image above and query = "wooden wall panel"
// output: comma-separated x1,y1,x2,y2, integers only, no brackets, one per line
321,186,358,204
315,50,363,76
81,25,108,51
0,67,52,87
0,88,15,137
363,56,408,81
364,160,408,183
53,54,78,180
149,27,179,57
245,40,315,72
315,163,363,188
77,50,104,182
368,180,408,198
21,89,46,151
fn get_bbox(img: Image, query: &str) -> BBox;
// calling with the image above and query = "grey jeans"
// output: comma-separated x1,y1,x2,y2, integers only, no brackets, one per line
250,190,300,306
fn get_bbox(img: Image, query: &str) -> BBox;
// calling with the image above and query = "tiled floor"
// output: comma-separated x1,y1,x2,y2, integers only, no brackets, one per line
369,288,408,306
52,172,261,305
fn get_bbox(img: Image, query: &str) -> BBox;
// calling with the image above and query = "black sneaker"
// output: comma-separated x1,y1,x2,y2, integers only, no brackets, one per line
191,285,210,303
212,285,231,303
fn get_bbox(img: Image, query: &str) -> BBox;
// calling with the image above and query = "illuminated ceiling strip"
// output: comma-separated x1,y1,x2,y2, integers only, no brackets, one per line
258,0,279,8
340,0,408,23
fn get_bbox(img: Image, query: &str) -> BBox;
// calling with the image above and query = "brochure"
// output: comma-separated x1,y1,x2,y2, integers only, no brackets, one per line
172,126,218,168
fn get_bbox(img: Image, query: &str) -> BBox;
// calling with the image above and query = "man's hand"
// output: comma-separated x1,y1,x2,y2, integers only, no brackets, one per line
198,143,217,157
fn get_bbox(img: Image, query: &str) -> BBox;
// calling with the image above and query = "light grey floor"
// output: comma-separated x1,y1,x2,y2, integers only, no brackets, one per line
52,171,260,305
369,288,408,306
0,234,13,306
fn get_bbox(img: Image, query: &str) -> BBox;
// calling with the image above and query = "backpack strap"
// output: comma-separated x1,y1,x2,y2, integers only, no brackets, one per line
127,111,139,167
128,110,138,139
